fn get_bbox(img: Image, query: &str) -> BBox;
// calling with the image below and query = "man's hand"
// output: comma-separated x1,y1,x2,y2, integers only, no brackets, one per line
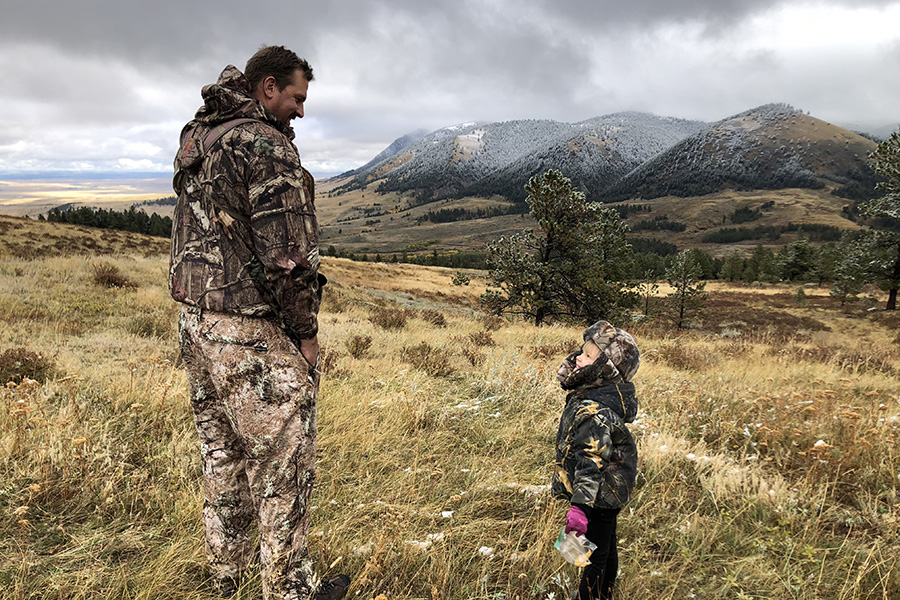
299,335,319,369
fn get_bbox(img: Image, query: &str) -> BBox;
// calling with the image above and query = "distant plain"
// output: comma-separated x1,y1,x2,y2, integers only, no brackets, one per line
0,177,172,217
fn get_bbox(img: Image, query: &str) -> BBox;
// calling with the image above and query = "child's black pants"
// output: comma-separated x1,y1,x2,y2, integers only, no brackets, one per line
575,506,620,600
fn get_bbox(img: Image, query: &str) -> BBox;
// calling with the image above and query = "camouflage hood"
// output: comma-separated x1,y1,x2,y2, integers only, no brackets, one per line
192,65,294,140
557,321,641,391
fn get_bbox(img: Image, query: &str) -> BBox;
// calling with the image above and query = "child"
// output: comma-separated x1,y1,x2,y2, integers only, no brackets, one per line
552,320,640,600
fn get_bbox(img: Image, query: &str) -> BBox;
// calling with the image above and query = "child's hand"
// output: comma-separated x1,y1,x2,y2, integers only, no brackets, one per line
565,505,588,536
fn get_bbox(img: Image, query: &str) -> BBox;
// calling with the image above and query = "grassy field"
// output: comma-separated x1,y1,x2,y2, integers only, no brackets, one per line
0,227,898,599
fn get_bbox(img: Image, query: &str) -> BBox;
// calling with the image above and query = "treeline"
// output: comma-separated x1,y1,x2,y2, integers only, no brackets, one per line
322,233,874,290
323,246,489,269
613,204,652,218
716,239,843,285
730,205,763,223
631,216,687,232
415,204,527,224
701,223,845,244
134,196,177,207
414,201,655,226
630,237,864,285
324,237,687,278
42,206,172,238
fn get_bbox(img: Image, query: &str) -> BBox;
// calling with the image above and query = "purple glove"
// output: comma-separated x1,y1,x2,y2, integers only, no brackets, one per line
565,505,588,536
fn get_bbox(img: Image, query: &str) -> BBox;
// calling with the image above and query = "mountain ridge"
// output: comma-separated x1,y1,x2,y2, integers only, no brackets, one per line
316,103,880,256
331,103,878,207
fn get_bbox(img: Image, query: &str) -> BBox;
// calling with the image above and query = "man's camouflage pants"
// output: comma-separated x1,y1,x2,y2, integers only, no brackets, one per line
179,306,319,599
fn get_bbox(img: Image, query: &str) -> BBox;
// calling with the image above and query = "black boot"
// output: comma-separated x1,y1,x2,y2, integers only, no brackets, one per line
314,574,350,600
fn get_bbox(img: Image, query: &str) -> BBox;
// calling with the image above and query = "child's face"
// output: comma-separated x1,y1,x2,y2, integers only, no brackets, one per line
575,339,602,369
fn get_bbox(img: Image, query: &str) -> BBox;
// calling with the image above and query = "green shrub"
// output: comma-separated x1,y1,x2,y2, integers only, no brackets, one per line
451,271,471,286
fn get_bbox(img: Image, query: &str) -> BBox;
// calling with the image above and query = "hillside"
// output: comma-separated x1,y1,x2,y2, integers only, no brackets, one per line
0,213,169,258
315,183,862,259
604,104,879,202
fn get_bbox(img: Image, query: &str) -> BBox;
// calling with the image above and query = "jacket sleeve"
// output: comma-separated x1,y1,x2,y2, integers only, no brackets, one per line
569,410,613,507
233,126,322,339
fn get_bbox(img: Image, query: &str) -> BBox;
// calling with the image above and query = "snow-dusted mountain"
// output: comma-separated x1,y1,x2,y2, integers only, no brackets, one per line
335,119,579,202
462,112,707,203
334,114,707,203
331,104,879,209
604,104,878,202
339,129,430,178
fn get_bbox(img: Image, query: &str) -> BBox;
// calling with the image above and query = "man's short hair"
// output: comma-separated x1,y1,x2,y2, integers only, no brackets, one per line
245,45,314,92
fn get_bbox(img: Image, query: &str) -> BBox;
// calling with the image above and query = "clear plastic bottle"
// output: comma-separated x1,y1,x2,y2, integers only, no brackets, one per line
554,529,597,567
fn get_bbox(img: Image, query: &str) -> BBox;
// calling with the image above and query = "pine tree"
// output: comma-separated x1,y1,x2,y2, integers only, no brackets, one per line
831,239,867,305
855,129,900,309
665,250,708,329
720,252,744,282
482,170,635,325
813,242,841,286
776,236,815,281
635,271,659,318
743,245,777,283
685,248,719,279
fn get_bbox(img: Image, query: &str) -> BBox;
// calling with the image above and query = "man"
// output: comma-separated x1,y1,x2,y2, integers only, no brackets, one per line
169,45,348,600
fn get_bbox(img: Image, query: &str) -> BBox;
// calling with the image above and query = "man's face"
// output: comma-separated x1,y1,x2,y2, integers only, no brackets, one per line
259,69,309,125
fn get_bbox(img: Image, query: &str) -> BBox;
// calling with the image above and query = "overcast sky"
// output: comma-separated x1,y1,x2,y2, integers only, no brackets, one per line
2,0,899,178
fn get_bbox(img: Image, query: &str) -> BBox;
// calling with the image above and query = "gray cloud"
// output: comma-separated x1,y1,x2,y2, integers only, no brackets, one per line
2,0,899,177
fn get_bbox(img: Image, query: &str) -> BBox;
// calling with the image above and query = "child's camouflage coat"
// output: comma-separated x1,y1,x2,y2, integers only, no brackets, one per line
552,321,640,509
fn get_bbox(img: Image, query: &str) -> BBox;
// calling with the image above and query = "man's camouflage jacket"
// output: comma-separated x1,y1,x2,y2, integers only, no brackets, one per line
169,65,323,341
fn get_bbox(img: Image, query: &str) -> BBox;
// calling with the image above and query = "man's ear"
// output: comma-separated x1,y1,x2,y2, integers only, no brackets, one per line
262,75,278,99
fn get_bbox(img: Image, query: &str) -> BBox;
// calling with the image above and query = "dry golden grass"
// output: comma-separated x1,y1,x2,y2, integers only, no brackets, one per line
0,244,897,599
0,214,169,259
